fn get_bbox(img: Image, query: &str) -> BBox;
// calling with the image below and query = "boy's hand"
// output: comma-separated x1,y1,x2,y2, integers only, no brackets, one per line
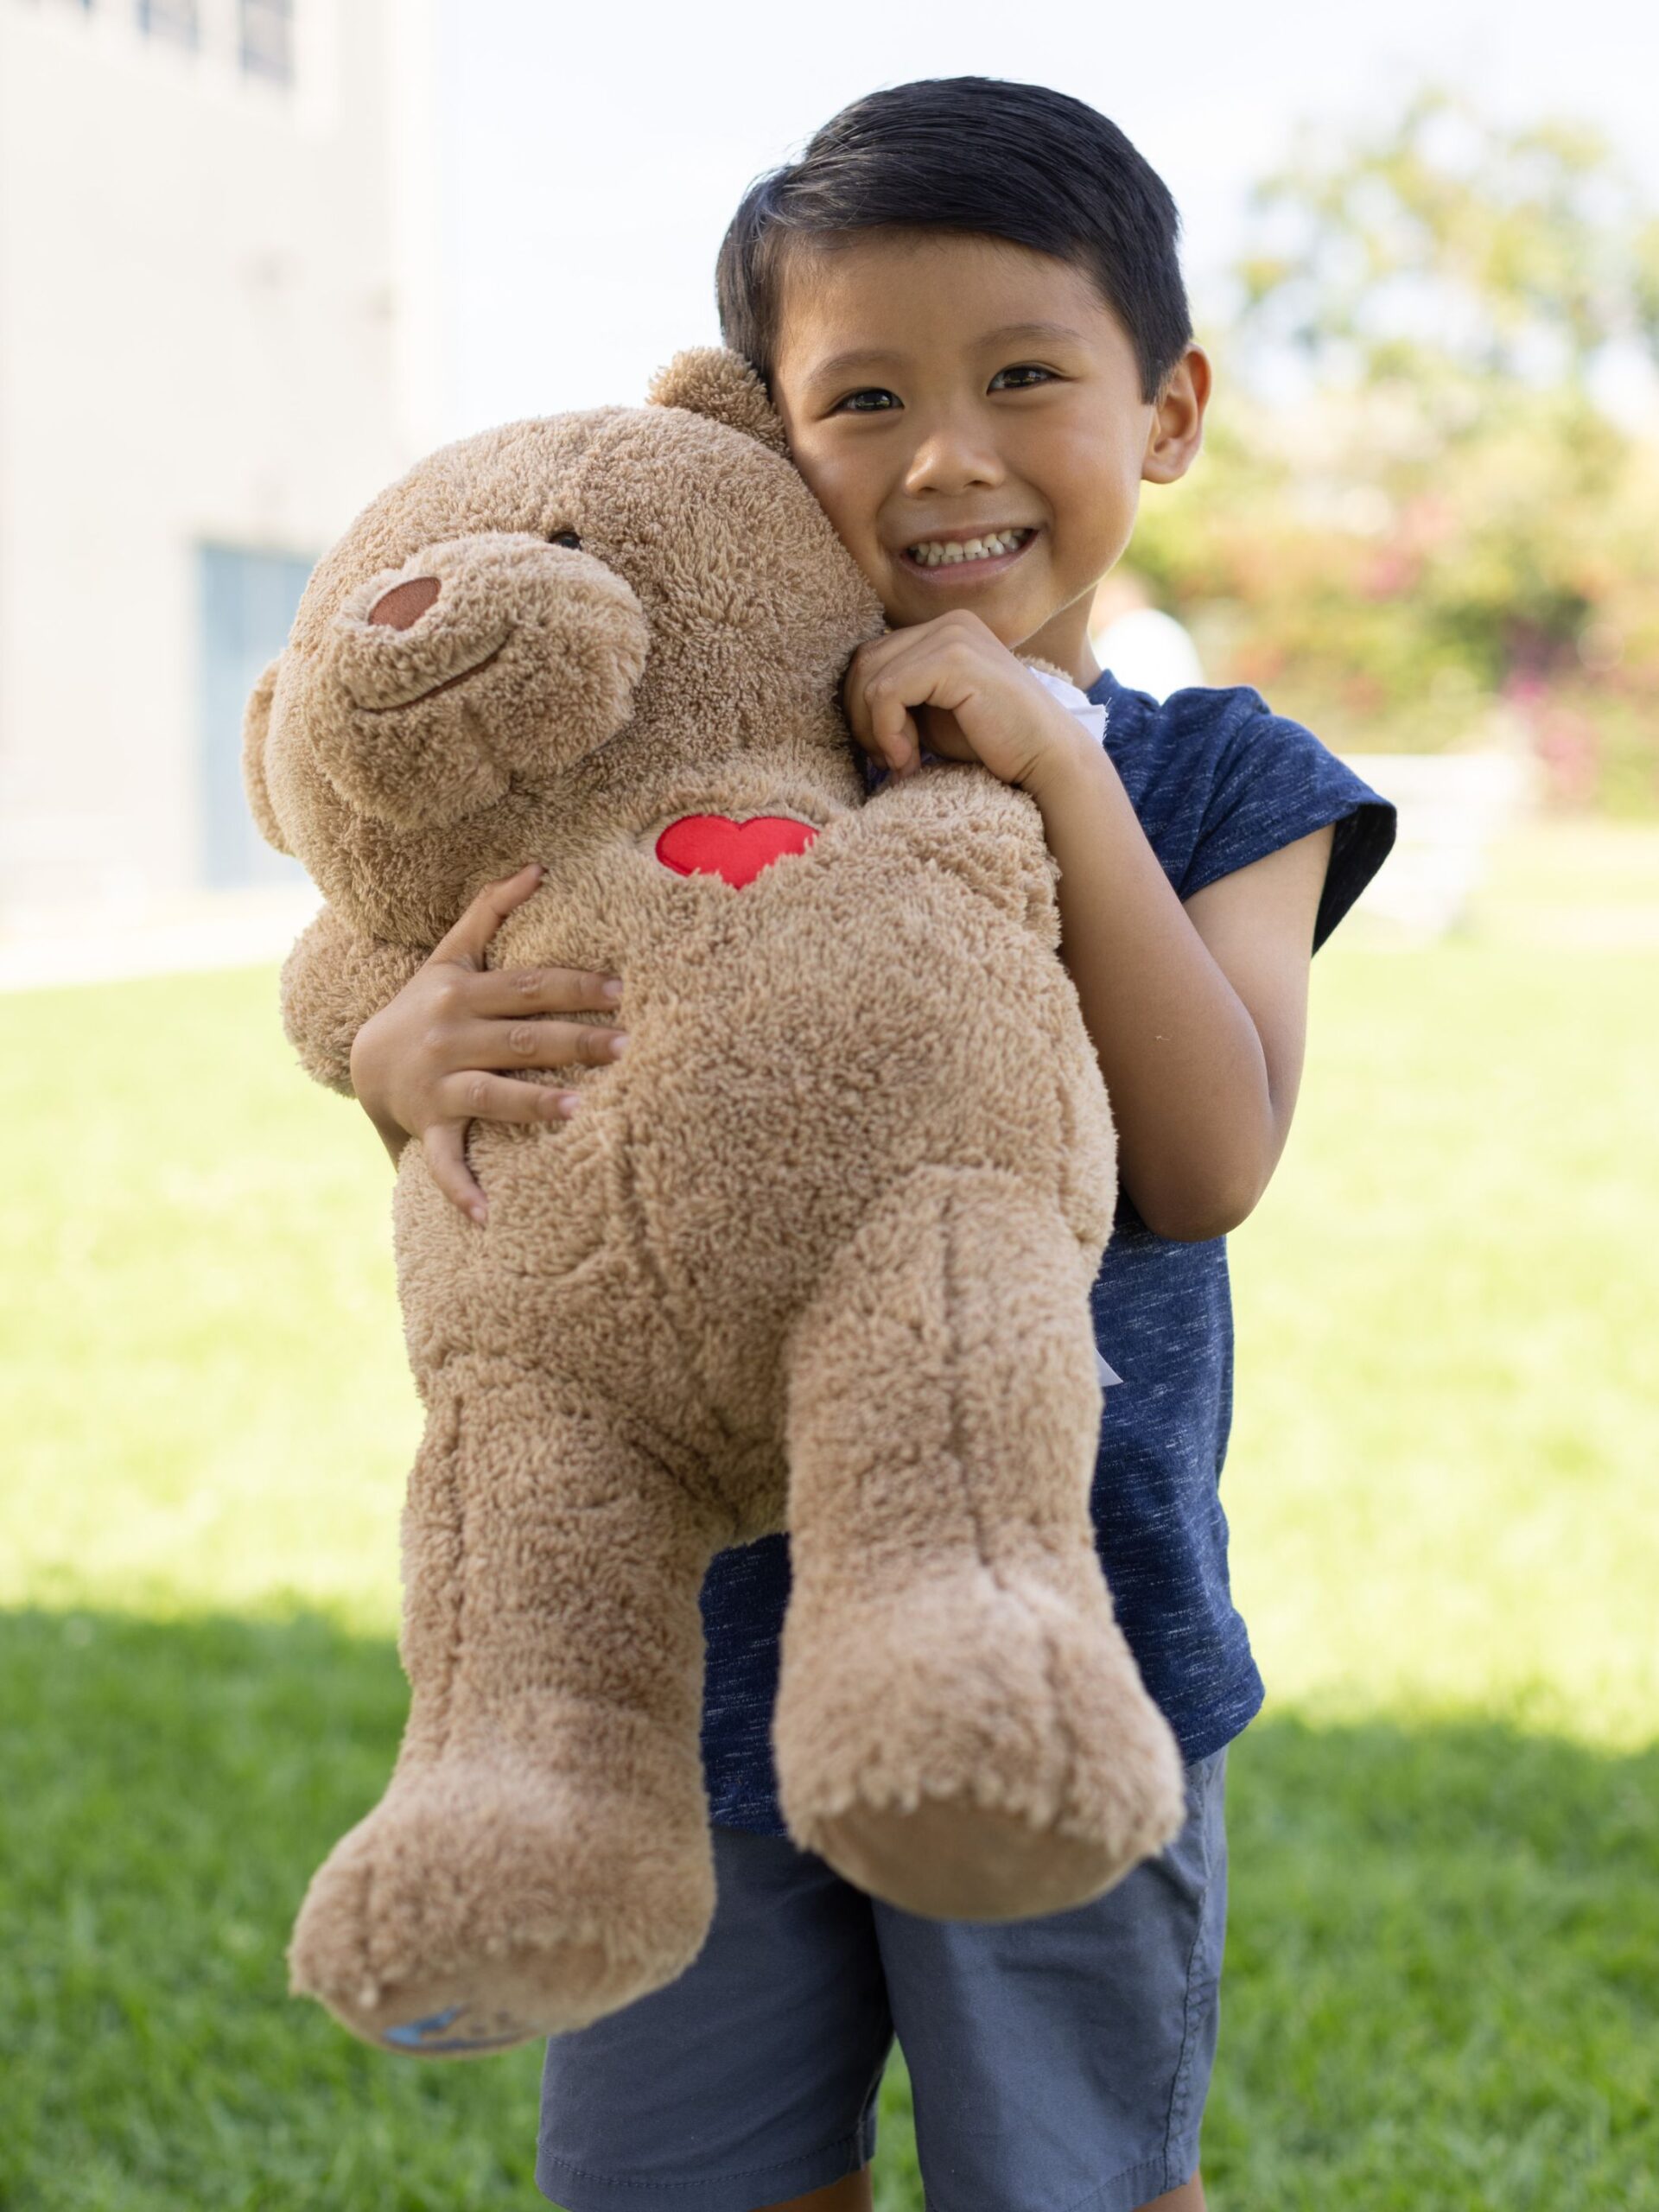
347,863,628,1225
843,610,1095,793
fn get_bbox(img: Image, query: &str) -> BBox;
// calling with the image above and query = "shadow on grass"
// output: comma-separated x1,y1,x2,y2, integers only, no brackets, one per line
1,1605,1654,2212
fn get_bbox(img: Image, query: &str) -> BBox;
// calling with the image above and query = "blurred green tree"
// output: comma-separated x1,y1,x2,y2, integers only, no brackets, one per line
1131,90,1659,810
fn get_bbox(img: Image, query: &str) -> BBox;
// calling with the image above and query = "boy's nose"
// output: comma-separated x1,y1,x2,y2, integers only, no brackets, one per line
368,576,441,630
902,429,1003,499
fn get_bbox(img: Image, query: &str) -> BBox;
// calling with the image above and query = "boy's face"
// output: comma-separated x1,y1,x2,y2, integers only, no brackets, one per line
769,231,1207,677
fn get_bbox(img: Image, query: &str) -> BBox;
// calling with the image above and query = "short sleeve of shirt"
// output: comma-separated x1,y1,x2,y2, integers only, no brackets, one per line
1163,685,1397,951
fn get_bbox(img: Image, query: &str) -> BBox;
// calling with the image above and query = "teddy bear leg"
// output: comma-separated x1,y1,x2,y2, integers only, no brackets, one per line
288,1359,725,2056
774,1166,1186,1922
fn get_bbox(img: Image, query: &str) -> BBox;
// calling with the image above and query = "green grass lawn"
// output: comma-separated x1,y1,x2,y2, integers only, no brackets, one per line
3,833,1656,2209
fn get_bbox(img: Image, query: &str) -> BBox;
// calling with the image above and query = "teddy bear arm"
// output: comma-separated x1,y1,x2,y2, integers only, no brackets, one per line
852,766,1061,942
279,903,430,1096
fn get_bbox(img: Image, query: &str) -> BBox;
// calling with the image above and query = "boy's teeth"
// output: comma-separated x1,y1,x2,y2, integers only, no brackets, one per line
907,528,1031,566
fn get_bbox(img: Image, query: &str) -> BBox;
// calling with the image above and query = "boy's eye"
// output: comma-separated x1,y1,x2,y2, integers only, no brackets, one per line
989,365,1055,391
834,388,900,414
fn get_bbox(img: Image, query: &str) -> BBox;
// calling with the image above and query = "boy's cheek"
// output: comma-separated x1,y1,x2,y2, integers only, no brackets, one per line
788,447,878,556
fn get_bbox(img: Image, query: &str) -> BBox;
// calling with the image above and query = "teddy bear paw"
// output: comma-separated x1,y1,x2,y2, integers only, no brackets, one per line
775,1564,1187,1922
287,1760,715,2056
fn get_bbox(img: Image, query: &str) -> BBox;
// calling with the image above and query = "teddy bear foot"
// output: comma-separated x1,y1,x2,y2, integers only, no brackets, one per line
288,1750,715,2056
320,1951,625,2059
807,1795,1153,1923
776,1566,1187,1922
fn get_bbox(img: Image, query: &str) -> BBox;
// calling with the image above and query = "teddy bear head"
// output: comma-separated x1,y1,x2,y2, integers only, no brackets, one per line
244,349,885,941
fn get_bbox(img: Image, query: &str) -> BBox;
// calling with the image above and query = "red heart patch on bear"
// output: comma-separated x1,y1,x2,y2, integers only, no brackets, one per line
655,814,818,889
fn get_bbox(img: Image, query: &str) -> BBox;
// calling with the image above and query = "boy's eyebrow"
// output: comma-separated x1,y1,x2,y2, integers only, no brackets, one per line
975,321,1091,349
802,346,904,386
802,321,1091,388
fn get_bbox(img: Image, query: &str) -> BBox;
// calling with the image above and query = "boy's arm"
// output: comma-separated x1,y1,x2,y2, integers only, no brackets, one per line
842,613,1338,1243
1027,738,1332,1243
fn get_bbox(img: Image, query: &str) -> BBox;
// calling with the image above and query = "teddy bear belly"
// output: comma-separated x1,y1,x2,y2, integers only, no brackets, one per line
391,855,1114,1494
391,1138,776,1535
608,873,1116,1444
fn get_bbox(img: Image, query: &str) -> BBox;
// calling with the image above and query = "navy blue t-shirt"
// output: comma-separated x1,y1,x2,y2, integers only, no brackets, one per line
696,671,1397,1834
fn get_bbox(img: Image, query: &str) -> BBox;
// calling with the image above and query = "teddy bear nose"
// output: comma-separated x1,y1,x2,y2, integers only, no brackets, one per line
368,576,441,631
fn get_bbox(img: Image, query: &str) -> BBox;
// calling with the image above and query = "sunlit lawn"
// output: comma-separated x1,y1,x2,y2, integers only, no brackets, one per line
3,824,1656,2209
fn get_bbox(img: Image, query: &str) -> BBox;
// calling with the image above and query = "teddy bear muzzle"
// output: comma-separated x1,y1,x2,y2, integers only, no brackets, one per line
312,531,650,830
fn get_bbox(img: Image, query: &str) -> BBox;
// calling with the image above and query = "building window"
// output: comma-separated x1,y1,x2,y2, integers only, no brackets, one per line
239,0,293,86
136,0,199,48
198,543,313,889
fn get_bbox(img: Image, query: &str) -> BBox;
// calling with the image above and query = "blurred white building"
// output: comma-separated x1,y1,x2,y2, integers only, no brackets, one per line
0,0,439,959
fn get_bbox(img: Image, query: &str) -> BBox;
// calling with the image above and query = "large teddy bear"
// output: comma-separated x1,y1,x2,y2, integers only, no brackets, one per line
245,348,1184,2059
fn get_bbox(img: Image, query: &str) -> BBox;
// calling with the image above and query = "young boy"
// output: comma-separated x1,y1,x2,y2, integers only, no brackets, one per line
350,77,1395,2212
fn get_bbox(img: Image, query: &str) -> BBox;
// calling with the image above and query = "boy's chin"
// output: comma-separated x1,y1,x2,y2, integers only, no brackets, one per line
881,575,1049,641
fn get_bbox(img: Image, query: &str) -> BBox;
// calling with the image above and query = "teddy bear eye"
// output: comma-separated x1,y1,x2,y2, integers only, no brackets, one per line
547,529,582,550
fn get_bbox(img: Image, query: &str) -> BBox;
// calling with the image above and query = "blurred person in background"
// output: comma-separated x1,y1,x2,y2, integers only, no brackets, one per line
1090,568,1206,702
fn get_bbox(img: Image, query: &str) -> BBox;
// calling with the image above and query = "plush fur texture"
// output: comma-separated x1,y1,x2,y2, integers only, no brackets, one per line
247,346,1185,2060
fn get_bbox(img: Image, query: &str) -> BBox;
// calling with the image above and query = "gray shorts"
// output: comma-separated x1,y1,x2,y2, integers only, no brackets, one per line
537,1748,1228,2212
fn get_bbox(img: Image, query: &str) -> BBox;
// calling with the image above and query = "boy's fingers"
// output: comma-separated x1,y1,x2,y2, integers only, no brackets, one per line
916,702,973,760
427,864,544,972
439,1071,581,1127
845,658,920,779
841,645,886,749
467,966,624,1018
421,1084,577,1224
452,1017,626,1071
865,677,922,778
423,1122,489,1223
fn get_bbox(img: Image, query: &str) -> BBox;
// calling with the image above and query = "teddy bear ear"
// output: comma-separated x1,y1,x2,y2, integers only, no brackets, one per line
242,656,293,856
646,347,790,457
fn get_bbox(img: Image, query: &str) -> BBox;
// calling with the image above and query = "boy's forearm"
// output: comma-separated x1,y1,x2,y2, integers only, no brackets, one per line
1023,739,1274,1242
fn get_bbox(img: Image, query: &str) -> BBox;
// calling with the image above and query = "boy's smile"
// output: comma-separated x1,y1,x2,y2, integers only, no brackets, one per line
768,231,1207,682
898,525,1036,579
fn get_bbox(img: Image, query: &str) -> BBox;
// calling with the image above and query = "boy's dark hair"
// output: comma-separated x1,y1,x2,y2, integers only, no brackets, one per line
716,77,1192,404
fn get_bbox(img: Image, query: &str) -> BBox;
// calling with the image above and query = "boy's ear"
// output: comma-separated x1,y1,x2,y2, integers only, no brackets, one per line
647,347,790,458
1142,344,1211,486
243,656,293,855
